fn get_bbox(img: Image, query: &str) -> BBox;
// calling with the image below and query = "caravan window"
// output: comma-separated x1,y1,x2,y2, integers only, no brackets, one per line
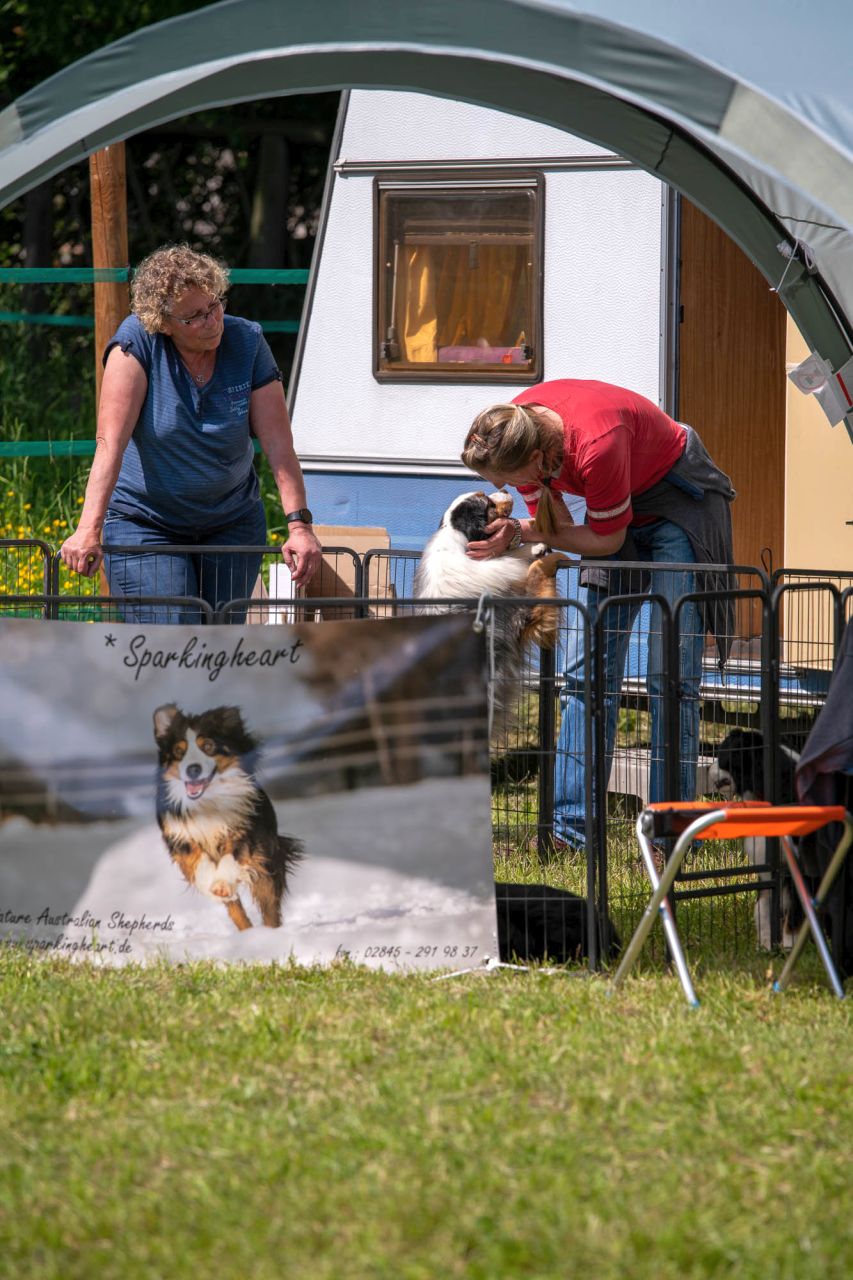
375,177,543,382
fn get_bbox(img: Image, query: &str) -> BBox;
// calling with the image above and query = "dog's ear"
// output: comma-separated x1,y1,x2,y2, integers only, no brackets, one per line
203,706,258,754
153,703,179,742
489,491,514,519
449,493,491,543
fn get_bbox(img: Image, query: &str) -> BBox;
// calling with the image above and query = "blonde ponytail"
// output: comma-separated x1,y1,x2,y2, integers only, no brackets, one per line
532,484,563,538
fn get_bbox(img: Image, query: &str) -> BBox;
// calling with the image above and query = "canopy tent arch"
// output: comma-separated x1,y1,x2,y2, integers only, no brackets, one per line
1,0,851,428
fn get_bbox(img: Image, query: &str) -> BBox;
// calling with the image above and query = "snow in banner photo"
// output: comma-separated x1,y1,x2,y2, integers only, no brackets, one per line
0,614,496,969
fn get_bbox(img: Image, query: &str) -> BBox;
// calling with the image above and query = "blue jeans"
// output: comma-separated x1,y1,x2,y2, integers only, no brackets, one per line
554,519,705,847
102,500,267,624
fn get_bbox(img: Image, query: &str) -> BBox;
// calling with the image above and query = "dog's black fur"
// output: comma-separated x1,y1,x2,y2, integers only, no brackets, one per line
710,727,799,804
495,882,621,965
707,727,800,949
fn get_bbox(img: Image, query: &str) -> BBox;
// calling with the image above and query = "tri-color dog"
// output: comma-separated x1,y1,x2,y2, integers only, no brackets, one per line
413,490,567,711
153,703,302,931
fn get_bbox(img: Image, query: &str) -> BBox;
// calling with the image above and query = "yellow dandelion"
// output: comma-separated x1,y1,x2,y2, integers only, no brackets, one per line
23,503,31,511
7,490,15,497
77,497,84,505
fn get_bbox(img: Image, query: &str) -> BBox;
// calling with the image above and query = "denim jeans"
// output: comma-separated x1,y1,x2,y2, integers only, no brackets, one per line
102,500,267,624
554,519,705,847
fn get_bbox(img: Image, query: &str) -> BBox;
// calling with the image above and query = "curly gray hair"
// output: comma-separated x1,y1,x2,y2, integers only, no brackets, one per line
130,244,230,333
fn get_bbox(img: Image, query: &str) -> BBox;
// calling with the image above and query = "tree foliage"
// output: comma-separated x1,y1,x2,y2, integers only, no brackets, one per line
1,0,338,263
0,1,339,370
0,1,213,105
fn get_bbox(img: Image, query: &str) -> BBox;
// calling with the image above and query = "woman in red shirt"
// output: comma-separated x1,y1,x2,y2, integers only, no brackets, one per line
462,379,735,852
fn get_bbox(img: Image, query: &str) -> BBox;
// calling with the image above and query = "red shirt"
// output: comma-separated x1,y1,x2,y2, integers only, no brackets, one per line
513,379,686,534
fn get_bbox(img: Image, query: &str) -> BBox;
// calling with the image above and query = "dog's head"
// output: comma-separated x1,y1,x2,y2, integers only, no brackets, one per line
440,490,513,542
153,703,260,805
708,728,766,799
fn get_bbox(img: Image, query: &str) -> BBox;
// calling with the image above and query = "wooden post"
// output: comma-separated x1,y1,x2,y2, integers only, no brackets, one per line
89,143,130,406
89,144,130,598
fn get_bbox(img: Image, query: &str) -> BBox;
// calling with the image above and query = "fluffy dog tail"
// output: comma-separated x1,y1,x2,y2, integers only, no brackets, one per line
277,833,304,880
521,551,571,650
486,552,570,717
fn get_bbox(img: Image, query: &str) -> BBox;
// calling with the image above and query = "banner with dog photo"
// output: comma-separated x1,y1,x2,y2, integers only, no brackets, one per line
0,614,497,970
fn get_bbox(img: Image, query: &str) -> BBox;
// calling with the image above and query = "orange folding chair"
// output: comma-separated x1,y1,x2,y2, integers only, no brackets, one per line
611,801,853,1005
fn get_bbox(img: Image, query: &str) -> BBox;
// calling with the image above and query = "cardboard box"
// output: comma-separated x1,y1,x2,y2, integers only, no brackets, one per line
305,525,392,605
258,526,396,621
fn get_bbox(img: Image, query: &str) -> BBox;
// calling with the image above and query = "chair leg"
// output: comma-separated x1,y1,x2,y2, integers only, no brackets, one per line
773,835,848,999
611,821,699,1006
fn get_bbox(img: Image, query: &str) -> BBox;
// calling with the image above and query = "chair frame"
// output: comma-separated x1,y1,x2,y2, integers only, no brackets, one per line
611,801,853,1005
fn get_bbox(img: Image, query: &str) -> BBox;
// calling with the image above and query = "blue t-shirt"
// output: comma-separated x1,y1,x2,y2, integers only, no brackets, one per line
106,313,281,533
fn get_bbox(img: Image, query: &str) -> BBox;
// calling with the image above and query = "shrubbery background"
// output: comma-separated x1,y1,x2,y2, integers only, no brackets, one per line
2,4,339,581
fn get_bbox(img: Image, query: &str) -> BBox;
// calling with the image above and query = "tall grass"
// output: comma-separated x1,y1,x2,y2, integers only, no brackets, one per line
0,311,97,595
0,297,96,437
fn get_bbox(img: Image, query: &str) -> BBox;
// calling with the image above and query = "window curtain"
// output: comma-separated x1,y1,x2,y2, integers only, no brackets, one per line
398,244,527,362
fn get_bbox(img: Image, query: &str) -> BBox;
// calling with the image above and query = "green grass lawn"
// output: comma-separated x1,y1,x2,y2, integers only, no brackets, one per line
1,950,851,1279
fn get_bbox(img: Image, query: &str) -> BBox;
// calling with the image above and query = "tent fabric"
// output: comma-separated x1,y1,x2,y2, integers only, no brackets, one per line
1,0,851,400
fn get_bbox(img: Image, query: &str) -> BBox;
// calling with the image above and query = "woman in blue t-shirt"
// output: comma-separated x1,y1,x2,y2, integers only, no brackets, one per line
60,244,321,622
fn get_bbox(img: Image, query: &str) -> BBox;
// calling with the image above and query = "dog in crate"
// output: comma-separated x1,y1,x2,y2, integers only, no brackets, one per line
153,703,302,931
495,882,621,965
413,490,567,711
706,726,800,949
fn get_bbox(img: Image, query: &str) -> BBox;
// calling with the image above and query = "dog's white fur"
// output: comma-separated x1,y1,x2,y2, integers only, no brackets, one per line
413,491,547,609
413,490,566,716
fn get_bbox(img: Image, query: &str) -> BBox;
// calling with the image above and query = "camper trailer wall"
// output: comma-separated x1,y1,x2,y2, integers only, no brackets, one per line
290,91,666,549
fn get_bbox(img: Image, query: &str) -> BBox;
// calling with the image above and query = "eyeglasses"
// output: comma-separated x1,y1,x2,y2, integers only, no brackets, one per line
169,295,226,328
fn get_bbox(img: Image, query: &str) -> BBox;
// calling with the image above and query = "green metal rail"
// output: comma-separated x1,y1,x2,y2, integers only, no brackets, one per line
0,266,307,327
0,266,308,454
0,267,309,283
0,439,264,458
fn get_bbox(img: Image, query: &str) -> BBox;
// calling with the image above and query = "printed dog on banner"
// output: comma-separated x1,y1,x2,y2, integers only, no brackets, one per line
0,614,498,970
153,702,303,931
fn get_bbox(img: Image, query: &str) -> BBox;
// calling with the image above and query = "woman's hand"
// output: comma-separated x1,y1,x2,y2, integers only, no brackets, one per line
281,524,323,587
59,526,104,577
465,517,520,561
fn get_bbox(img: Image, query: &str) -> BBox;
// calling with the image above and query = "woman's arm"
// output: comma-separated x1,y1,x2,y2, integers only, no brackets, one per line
59,347,148,577
250,380,322,587
466,490,627,559
468,516,626,558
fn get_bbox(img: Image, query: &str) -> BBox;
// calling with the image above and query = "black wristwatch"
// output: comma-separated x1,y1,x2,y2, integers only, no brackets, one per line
285,507,313,525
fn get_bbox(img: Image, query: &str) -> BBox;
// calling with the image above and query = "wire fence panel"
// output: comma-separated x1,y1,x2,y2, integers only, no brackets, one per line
50,544,365,624
362,549,420,618
772,571,852,684
0,595,49,620
0,538,52,603
2,594,214,625
547,562,781,964
2,538,848,972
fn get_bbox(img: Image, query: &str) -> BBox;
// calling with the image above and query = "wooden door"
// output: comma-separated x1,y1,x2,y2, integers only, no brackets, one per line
678,198,787,635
